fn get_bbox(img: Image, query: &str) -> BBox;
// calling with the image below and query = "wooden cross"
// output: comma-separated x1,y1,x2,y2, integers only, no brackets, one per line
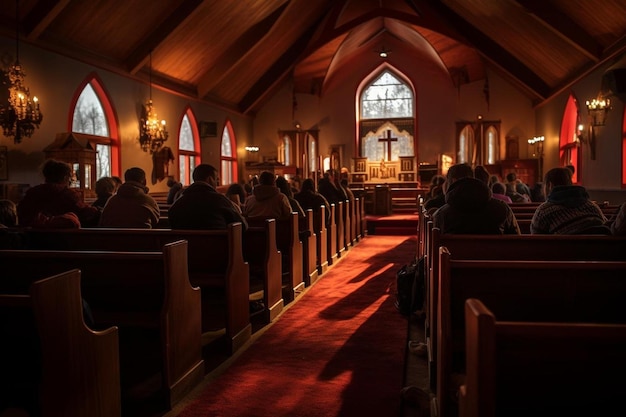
378,129,397,161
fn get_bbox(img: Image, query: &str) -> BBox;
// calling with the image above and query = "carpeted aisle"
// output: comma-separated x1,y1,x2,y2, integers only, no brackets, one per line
177,235,416,417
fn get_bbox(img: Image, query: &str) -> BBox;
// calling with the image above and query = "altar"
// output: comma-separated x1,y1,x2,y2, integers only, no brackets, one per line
351,156,418,184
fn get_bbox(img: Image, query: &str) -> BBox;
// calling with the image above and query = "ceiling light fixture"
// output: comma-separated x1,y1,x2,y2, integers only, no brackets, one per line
0,0,43,144
376,46,391,59
139,50,168,153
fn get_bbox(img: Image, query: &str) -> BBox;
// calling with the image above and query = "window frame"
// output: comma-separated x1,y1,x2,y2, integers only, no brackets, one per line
178,107,202,186
220,120,237,186
68,73,120,178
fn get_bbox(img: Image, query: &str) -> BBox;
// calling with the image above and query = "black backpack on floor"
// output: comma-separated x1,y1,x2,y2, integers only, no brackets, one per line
395,256,425,316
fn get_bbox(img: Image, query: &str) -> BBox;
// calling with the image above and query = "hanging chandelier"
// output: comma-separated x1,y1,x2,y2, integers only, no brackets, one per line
139,51,168,153
0,0,43,144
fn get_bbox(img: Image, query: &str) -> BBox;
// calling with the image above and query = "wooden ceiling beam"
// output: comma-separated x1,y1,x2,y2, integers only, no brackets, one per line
23,0,71,41
197,2,289,98
514,0,601,61
239,13,328,115
125,0,205,75
427,1,550,101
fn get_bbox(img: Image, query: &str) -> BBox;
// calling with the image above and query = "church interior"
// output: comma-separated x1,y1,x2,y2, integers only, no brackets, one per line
1,1,626,417
0,0,625,204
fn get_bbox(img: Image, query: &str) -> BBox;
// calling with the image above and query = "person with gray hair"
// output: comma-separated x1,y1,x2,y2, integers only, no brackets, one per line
432,163,520,234
531,167,608,234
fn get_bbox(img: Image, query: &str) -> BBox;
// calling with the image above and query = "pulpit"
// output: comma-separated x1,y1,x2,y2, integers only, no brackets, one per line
373,185,392,215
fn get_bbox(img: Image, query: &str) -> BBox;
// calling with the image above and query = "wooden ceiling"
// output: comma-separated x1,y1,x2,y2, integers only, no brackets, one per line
1,0,625,114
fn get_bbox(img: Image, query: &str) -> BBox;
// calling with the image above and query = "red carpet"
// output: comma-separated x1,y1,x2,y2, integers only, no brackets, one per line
179,235,416,417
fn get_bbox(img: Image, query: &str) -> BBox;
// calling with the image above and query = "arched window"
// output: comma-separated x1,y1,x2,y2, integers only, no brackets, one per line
458,124,474,164
560,94,581,184
220,121,237,186
70,74,119,178
358,68,415,162
361,70,413,119
278,135,292,166
309,137,317,175
485,125,498,165
178,108,201,186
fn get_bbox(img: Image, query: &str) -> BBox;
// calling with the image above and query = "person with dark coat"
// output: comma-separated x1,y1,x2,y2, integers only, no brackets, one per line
168,164,247,230
99,167,160,228
276,176,306,218
166,176,183,204
17,159,100,227
295,178,331,226
432,163,520,234
318,171,343,205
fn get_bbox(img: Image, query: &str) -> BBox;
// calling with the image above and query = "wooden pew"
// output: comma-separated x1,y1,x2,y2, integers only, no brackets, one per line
426,229,626,396
354,197,363,242
0,241,203,410
314,205,328,276
242,219,284,323
460,298,626,417
435,249,626,417
0,269,121,417
26,223,254,354
327,204,338,266
299,209,319,286
247,213,305,302
341,199,353,251
336,201,346,258
428,230,626,353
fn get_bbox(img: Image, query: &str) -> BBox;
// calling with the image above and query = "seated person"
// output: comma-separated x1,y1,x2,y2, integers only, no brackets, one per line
168,164,247,230
294,178,331,226
225,182,247,214
243,171,292,220
17,159,100,227
276,176,305,218
491,182,513,204
99,167,160,228
424,184,445,214
531,167,607,234
608,202,626,236
432,163,520,234
166,176,183,204
92,177,117,210
0,199,17,227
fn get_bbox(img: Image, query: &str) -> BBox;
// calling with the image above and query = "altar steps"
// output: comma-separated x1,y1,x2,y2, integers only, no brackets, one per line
365,213,419,236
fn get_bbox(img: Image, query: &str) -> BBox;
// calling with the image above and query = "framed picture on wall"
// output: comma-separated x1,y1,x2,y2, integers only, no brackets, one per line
0,146,7,180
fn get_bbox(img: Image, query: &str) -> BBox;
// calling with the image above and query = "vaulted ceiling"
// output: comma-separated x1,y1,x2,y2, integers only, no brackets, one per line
1,0,625,115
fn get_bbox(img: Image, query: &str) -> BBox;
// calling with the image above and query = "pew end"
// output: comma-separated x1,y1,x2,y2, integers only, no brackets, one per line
0,269,122,417
461,298,626,417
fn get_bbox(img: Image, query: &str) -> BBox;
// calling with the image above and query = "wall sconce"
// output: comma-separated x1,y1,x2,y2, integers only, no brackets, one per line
577,96,611,160
245,146,259,152
527,136,544,158
586,96,611,127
